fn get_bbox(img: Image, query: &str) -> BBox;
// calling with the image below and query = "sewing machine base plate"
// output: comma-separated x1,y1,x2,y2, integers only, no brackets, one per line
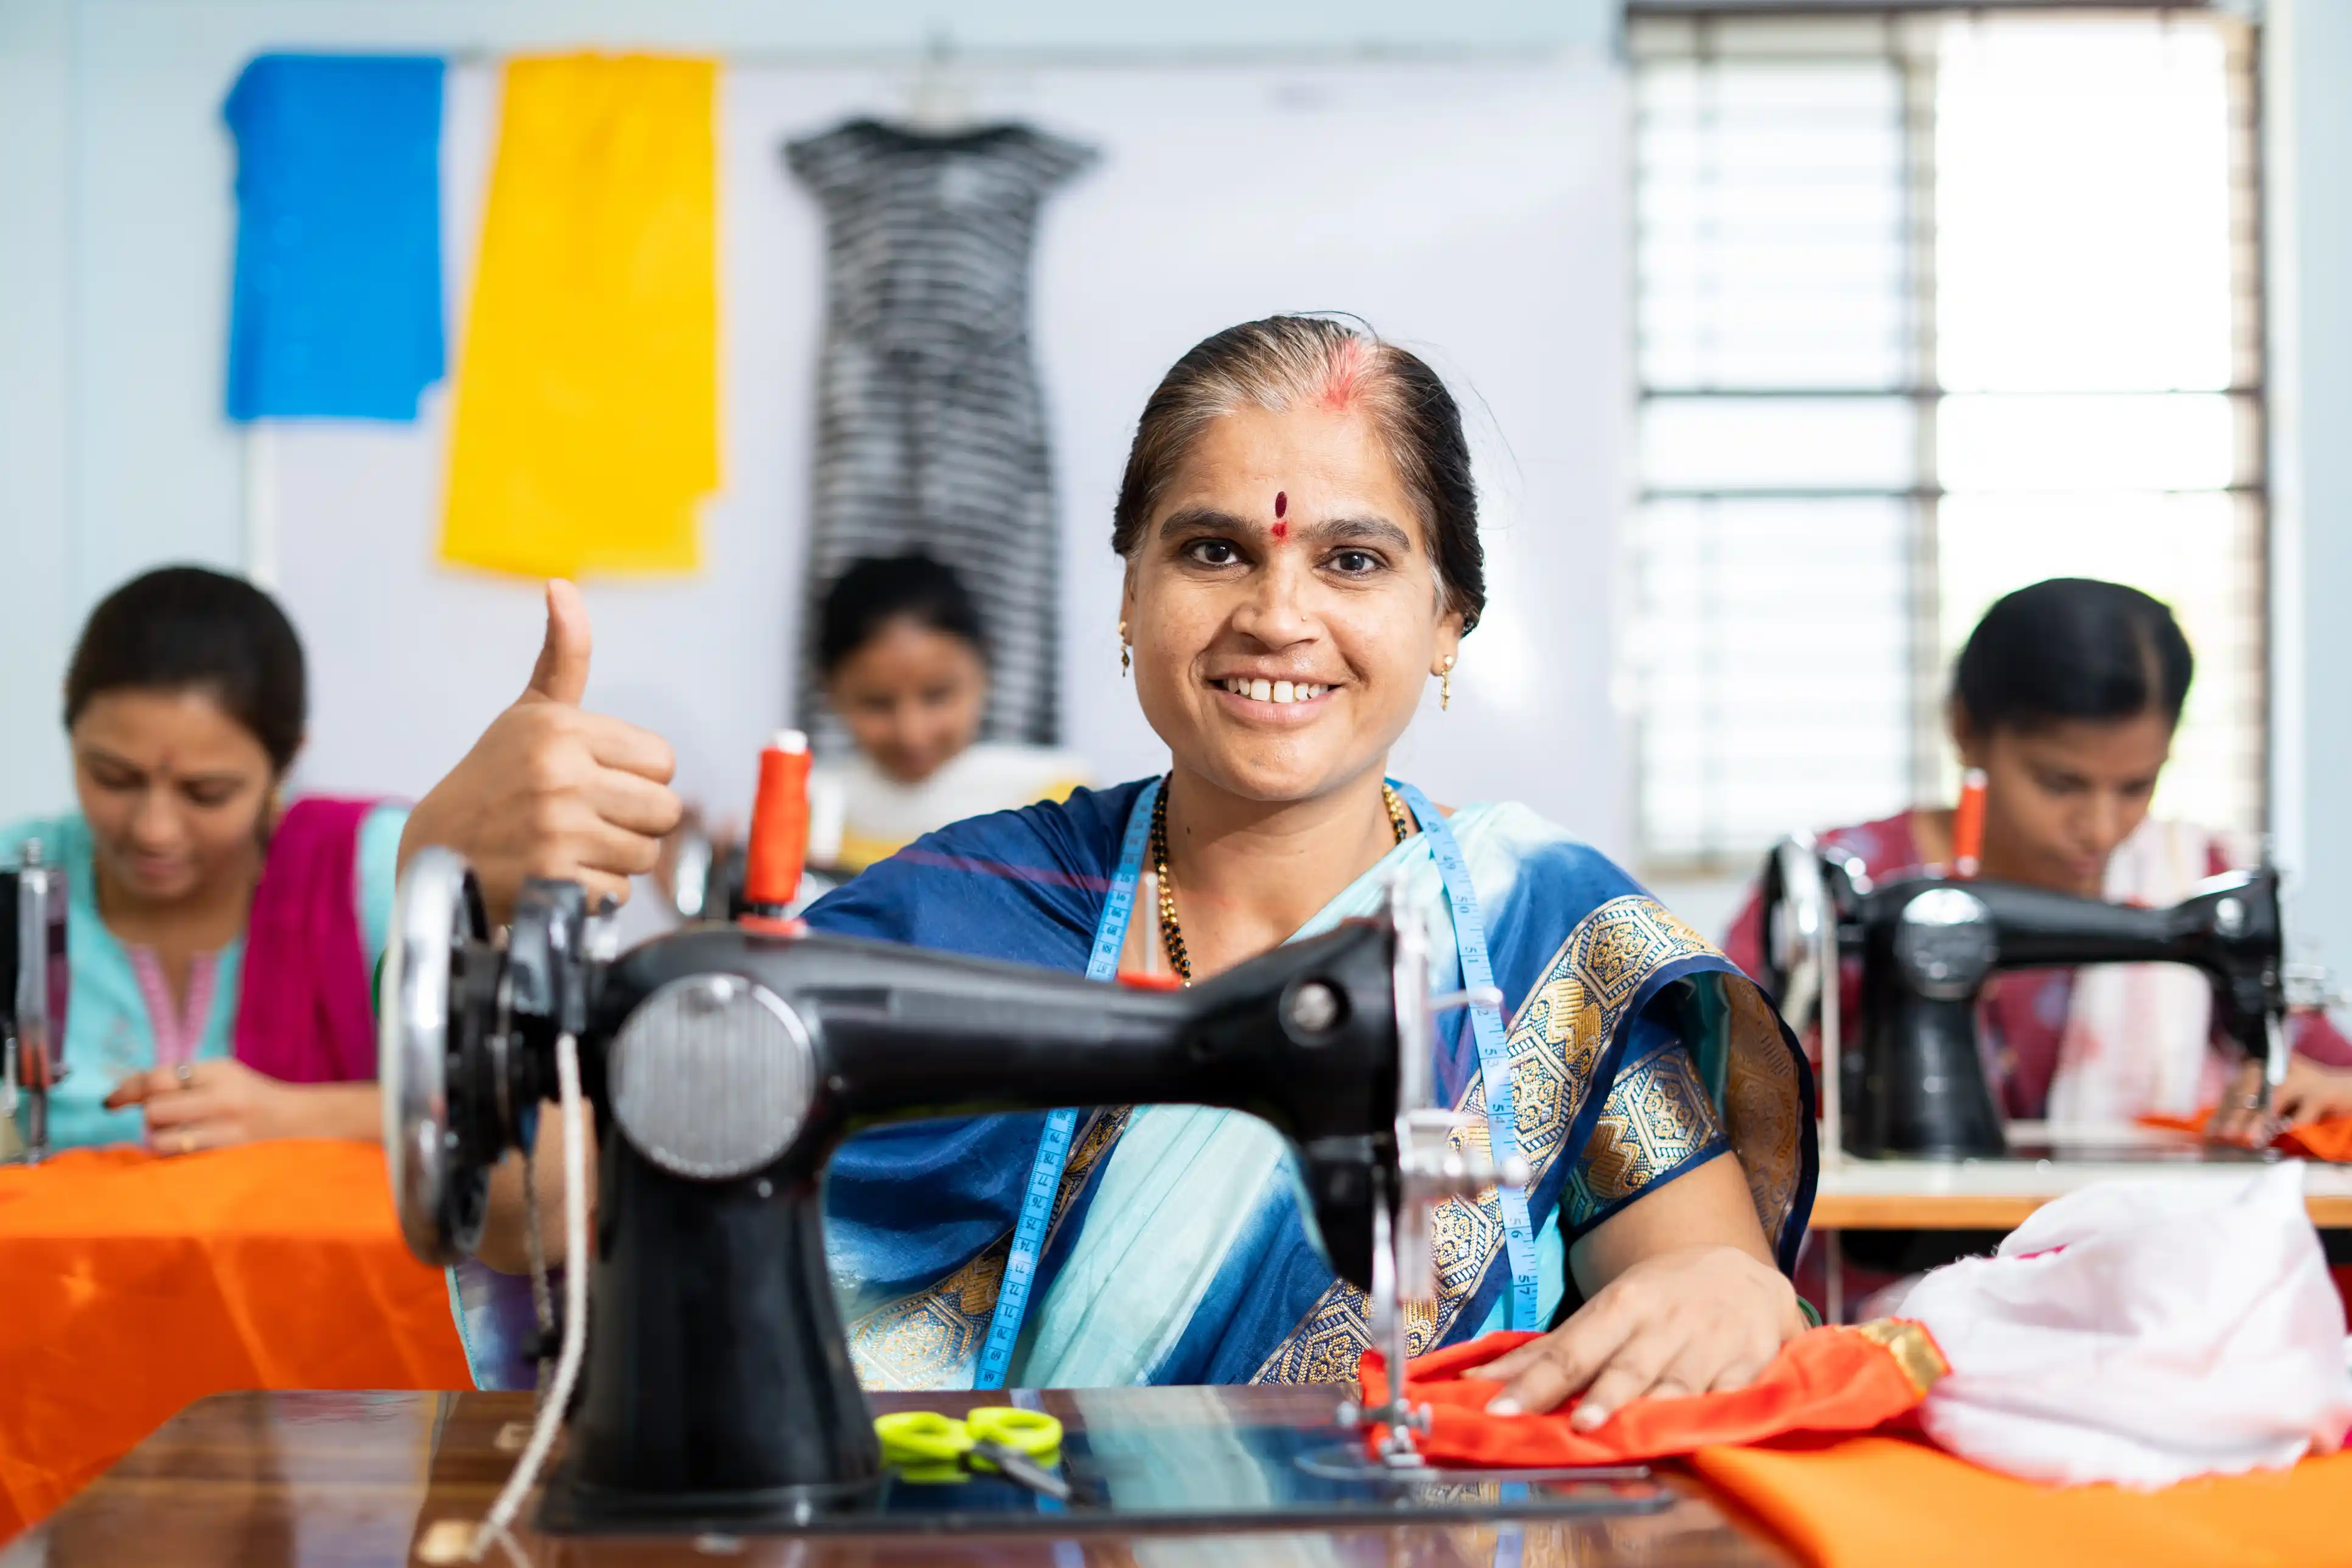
536,1466,884,1535
534,1405,1671,1536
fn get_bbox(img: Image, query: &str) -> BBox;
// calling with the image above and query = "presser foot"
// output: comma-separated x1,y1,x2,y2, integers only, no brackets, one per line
1333,1393,1434,1468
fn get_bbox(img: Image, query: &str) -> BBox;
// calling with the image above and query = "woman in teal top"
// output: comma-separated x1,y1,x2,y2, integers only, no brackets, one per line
0,567,404,1155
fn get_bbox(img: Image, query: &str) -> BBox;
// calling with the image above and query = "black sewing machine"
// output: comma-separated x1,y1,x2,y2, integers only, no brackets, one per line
1,842,69,1164
379,847,1538,1536
1757,835,2295,1159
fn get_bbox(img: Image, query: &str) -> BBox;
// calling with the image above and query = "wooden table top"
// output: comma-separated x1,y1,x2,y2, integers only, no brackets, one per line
1811,1125,2352,1230
13,1387,1794,1568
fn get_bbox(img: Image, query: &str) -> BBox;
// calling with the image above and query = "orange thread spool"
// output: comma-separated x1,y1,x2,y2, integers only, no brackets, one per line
1952,767,1988,879
744,729,812,917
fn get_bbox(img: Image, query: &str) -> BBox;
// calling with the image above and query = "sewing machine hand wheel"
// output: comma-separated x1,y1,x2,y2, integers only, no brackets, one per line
1759,834,1831,1031
381,845,499,1264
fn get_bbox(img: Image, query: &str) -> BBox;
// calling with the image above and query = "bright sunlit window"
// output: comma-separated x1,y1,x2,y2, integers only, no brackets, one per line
1628,9,2264,873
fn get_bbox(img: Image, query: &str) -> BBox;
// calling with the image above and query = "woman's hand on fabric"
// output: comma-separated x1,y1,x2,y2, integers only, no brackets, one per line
398,580,684,923
2211,1053,2352,1144
1478,1243,1805,1424
1481,1150,1804,1424
103,1060,378,1153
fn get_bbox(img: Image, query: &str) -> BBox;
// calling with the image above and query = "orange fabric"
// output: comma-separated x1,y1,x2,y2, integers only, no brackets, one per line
1357,1324,1941,1467
0,1142,470,1542
2140,1109,2352,1162
1690,1433,2352,1568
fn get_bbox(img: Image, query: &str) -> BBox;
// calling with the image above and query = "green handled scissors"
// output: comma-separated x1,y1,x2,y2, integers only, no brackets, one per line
875,1407,1074,1500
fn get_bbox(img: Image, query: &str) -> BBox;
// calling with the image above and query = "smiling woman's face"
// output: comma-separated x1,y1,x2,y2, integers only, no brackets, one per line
1121,402,1463,804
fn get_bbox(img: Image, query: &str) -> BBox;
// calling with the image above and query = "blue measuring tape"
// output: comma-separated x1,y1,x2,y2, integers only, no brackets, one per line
1391,781,1542,1334
973,777,1163,1389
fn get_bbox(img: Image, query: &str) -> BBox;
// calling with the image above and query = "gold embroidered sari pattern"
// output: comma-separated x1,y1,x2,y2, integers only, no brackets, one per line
1250,894,1718,1385
1717,976,1807,1251
1633,903,1810,1254
1562,1041,1727,1223
847,1106,1132,1388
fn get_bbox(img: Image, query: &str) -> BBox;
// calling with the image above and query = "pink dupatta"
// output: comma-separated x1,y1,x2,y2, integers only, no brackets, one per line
233,796,382,1084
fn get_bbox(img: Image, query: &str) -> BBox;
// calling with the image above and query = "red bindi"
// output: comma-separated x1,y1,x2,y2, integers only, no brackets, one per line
1272,491,1289,537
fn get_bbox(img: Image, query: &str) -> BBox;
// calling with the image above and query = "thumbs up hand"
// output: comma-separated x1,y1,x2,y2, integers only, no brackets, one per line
398,581,684,922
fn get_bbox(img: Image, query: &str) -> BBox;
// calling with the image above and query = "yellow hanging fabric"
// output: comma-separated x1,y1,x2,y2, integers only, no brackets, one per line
440,54,719,578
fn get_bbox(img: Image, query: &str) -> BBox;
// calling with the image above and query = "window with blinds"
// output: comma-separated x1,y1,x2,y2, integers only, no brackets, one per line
1628,10,2266,875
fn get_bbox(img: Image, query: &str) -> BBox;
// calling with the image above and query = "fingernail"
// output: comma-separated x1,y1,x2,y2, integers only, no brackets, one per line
1572,1404,1608,1431
1483,1396,1522,1417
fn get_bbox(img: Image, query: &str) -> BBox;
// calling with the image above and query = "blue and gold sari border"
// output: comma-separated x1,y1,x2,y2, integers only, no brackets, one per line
1249,892,1789,1385
1559,1033,1732,1240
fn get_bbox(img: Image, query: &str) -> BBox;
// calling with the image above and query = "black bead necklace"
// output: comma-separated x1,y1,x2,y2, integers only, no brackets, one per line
1147,780,1414,985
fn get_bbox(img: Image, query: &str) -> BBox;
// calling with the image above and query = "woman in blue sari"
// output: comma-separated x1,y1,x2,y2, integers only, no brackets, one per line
410,317,1816,1423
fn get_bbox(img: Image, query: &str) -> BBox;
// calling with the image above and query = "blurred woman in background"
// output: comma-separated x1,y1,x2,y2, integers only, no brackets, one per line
1726,576,2352,1142
663,553,1087,908
0,567,398,1155
804,552,1087,872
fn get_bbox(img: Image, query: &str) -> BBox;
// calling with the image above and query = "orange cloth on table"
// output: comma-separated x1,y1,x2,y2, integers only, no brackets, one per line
2140,1108,2352,1162
0,1142,470,1542
1692,1435,2352,1568
2298,1119,2352,1161
1356,1322,1945,1468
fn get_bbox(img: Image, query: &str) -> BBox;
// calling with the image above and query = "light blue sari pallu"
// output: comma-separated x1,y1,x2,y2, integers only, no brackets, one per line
448,779,1816,1394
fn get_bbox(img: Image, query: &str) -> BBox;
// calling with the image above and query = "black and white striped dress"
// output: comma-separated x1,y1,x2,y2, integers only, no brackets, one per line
785,118,1096,746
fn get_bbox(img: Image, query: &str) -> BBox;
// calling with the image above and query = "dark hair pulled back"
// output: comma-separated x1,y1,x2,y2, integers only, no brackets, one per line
816,553,989,676
1952,577,2194,736
63,565,307,772
1110,316,1486,632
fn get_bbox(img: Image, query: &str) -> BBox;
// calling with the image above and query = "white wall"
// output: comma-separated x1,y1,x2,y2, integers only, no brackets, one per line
0,0,1616,830
273,58,1629,850
0,1,74,813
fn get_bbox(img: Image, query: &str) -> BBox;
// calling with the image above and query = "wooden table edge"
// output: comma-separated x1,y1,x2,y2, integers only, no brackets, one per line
1813,1192,2352,1230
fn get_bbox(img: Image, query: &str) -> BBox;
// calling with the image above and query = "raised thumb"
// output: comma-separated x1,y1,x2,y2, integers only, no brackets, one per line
523,579,592,706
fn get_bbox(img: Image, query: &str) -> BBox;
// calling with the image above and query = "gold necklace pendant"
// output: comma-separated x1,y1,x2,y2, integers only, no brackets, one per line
1149,780,1416,987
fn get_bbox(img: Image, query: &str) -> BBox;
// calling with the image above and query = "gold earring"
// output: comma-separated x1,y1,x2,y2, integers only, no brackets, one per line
1440,654,1456,711
1119,621,1131,677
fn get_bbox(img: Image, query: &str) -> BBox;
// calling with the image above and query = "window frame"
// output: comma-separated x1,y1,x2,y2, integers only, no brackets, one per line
1625,4,2270,880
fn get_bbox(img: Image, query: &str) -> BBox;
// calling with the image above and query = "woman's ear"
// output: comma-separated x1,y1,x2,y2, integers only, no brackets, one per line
1431,607,1466,677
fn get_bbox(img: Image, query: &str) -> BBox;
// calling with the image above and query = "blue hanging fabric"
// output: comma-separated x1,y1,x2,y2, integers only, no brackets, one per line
223,54,446,422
